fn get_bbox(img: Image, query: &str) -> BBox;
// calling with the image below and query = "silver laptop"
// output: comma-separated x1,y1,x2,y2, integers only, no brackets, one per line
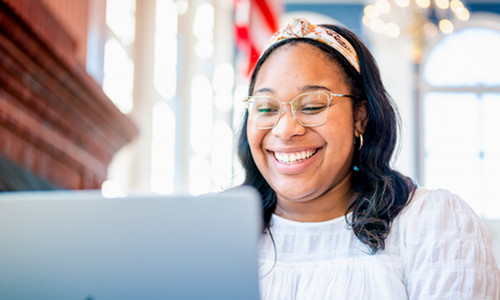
0,188,262,299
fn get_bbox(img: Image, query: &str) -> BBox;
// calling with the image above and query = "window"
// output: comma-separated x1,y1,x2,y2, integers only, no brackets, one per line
103,0,236,195
422,18,500,219
102,0,136,114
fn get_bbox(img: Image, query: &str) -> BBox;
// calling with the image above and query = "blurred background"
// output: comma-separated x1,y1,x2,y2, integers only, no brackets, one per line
1,0,499,213
0,0,499,265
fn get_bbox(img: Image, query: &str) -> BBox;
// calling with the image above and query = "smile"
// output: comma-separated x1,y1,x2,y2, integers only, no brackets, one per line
273,148,319,164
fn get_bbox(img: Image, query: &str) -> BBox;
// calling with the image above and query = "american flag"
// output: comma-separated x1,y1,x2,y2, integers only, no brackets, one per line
234,0,283,77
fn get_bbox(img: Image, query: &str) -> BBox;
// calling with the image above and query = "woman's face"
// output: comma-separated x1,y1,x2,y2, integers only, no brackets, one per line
247,42,366,214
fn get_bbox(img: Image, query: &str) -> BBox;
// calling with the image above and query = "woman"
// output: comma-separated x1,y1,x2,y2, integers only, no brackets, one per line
237,18,499,299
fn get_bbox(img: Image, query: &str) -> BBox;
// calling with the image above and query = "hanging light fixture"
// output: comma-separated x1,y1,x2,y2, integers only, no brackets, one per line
363,0,470,61
363,0,470,38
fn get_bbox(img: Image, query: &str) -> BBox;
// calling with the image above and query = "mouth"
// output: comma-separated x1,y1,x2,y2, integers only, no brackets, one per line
272,148,320,165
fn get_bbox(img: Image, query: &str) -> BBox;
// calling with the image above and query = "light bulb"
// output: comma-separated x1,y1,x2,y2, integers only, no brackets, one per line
364,5,379,19
435,0,450,10
450,0,464,12
439,19,454,34
370,18,385,34
416,0,431,8
395,0,410,7
376,0,391,14
385,23,400,38
456,7,470,21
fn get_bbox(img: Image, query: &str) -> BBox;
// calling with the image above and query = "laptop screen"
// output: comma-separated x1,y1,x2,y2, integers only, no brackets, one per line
0,188,262,299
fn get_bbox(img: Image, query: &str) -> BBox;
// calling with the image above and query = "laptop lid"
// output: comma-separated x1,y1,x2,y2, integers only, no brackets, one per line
0,188,262,300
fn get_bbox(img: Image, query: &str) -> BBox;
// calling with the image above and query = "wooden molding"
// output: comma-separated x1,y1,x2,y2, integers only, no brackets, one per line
0,0,138,189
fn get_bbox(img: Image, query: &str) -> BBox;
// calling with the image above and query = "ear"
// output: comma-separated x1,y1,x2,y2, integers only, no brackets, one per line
354,100,368,137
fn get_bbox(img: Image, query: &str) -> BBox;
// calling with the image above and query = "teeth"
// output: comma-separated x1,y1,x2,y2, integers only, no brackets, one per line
274,149,316,164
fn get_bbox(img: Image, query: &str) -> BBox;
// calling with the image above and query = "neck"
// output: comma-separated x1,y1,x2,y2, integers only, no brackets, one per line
274,173,353,222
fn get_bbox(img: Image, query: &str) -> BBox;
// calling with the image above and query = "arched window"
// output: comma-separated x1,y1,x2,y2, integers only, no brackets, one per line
421,13,500,218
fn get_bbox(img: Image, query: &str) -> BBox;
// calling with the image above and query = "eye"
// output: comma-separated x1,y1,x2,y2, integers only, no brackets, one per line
299,102,328,114
254,100,279,115
296,93,330,114
257,106,278,114
300,106,326,114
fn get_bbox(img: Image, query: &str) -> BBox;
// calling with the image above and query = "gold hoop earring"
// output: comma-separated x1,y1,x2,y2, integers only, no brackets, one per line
358,133,364,151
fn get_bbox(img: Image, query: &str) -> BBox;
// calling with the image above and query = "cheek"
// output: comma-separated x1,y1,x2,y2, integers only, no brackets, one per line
246,123,266,159
321,116,356,149
246,122,255,148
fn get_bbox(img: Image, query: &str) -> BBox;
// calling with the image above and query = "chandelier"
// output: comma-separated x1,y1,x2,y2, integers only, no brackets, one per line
363,0,470,60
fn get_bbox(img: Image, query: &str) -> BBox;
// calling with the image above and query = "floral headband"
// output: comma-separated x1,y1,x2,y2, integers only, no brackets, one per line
262,18,360,73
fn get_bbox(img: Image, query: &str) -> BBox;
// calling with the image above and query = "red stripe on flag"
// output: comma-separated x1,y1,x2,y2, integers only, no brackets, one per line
253,0,279,32
234,0,282,77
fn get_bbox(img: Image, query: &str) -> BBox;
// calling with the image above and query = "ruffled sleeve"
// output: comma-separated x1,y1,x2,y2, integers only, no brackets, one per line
398,189,500,299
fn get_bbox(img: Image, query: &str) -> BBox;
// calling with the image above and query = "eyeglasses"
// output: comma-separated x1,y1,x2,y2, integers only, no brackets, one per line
243,91,352,129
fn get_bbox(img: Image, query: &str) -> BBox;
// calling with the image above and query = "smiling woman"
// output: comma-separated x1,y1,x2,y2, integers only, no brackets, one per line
237,18,500,299
247,42,362,222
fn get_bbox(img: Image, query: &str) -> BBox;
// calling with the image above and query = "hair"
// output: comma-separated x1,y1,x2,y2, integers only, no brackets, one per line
237,24,416,254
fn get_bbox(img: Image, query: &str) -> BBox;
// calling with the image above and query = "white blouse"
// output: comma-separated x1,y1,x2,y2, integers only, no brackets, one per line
258,188,500,299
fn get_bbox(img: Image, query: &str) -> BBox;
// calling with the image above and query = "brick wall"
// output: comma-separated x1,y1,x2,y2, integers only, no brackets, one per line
0,0,138,190
41,0,89,66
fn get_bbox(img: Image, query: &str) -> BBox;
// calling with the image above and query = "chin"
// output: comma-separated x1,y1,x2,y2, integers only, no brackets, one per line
274,187,318,202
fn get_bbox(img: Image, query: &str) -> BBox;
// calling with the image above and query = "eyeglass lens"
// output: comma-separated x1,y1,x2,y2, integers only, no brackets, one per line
248,92,331,129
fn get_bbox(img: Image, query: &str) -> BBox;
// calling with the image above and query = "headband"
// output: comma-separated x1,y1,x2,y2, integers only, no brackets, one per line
262,18,360,73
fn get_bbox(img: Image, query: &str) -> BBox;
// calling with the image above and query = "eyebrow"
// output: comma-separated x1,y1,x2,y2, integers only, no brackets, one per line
254,87,274,94
300,85,331,92
254,85,332,94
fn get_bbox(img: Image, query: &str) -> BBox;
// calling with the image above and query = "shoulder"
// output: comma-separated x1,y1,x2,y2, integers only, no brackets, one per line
391,187,499,265
396,188,485,239
393,188,500,298
402,187,474,215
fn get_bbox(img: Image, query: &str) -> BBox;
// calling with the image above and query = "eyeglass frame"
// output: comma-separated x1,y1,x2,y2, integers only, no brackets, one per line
243,90,353,129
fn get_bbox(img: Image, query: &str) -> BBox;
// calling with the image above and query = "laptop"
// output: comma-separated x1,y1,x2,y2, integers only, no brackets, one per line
0,187,262,299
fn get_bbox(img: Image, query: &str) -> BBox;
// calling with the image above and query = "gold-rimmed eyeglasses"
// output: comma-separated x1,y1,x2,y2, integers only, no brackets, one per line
243,91,352,129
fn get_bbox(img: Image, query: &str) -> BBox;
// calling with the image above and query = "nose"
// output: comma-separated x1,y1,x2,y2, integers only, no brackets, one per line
272,104,306,138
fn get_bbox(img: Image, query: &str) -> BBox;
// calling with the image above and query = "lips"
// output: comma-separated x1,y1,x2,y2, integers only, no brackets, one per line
273,148,319,164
